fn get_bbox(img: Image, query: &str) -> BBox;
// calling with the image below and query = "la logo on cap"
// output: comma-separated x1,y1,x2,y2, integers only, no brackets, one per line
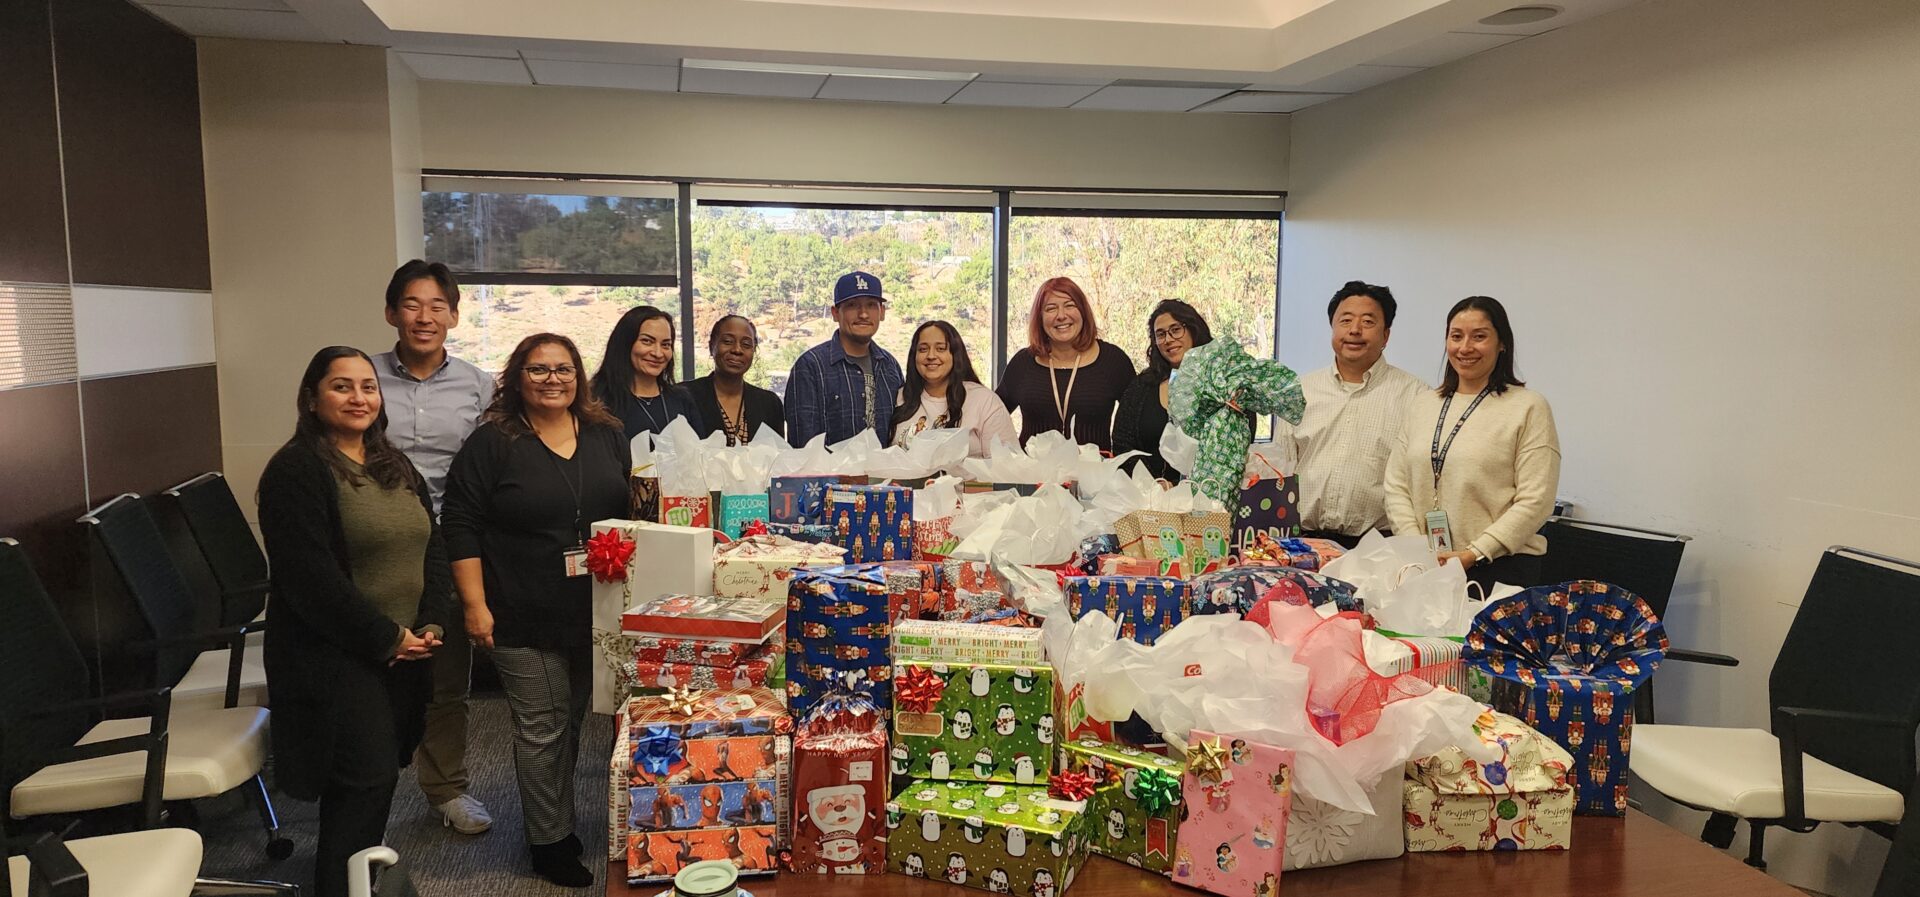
856,275,870,291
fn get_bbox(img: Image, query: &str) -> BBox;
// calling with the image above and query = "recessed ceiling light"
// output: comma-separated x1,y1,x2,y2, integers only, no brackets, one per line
1478,5,1561,26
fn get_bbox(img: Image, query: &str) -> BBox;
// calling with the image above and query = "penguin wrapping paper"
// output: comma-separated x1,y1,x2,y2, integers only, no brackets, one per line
712,535,848,601
892,660,1057,786
1064,576,1189,647
893,620,1046,666
1465,580,1667,817
1059,736,1185,875
1402,708,1574,852
886,780,1090,897
1171,730,1293,897
827,484,915,564
589,519,714,715
786,565,896,721
789,690,890,874
606,689,792,859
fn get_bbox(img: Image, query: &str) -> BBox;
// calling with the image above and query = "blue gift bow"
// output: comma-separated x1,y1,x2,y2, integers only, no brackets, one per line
635,725,685,776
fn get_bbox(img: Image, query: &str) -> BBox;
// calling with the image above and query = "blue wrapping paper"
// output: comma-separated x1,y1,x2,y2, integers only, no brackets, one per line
1065,576,1189,646
766,522,833,544
1185,567,1301,618
786,565,895,720
771,476,843,525
1072,534,1121,576
827,485,914,564
1247,567,1363,615
1465,580,1668,816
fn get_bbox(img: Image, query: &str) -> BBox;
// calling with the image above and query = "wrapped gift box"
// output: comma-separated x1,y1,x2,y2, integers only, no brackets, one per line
913,517,957,559
767,522,833,543
631,649,780,691
1283,774,1404,871
771,476,849,526
886,780,1090,896
878,561,945,624
625,775,782,886
937,560,1013,622
1060,736,1185,874
718,492,773,539
1185,567,1298,618
1404,709,1574,852
1381,635,1468,694
589,519,714,714
1095,554,1191,578
789,691,891,874
828,484,914,564
660,494,713,529
713,536,848,600
893,620,1045,666
892,660,1055,785
623,593,785,642
787,565,895,721
1064,576,1188,647
1071,534,1120,576
627,824,779,885
1172,731,1292,897
606,688,792,859
630,632,776,668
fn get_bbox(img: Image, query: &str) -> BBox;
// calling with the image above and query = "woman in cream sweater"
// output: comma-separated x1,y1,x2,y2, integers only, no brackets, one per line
1384,296,1560,589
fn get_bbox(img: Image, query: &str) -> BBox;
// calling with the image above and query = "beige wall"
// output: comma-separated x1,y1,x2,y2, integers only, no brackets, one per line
1283,0,1920,892
418,80,1290,191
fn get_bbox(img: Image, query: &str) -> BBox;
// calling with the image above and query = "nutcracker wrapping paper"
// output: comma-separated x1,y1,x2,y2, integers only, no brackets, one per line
718,492,773,539
828,484,915,564
1230,465,1300,554
1059,736,1185,874
622,593,786,642
1282,774,1404,871
1063,576,1189,647
606,689,792,858
712,536,848,600
588,519,714,715
1403,708,1574,851
886,780,1090,897
1171,730,1292,897
770,475,857,526
1466,580,1667,816
786,565,895,721
893,620,1046,666
891,660,1056,786
660,493,713,529
789,689,891,874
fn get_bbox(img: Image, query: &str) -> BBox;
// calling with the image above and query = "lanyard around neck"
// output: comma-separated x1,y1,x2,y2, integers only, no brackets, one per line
1046,347,1086,437
525,413,586,544
1428,390,1490,501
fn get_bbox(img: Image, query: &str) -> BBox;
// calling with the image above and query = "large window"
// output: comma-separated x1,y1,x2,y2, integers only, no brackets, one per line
445,284,680,376
424,189,676,281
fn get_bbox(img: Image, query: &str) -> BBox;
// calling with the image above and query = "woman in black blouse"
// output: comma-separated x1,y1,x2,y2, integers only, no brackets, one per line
686,314,786,445
443,333,630,887
996,276,1136,452
1113,299,1215,483
589,305,703,440
256,346,449,897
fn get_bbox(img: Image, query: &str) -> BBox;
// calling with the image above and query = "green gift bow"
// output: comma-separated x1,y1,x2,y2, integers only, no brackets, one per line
1169,339,1304,506
1133,767,1182,815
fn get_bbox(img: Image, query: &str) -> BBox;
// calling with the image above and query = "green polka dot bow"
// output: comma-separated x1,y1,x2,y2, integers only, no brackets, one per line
1168,338,1304,506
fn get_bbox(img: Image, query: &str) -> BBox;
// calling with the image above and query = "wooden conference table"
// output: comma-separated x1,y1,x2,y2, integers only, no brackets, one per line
606,811,1807,896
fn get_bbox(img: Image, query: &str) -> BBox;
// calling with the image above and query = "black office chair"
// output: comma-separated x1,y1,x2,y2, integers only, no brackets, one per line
160,473,269,629
1537,516,1738,722
1631,546,1919,870
4,829,205,897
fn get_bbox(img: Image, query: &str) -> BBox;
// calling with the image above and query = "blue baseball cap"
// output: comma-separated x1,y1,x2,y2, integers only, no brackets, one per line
833,271,885,306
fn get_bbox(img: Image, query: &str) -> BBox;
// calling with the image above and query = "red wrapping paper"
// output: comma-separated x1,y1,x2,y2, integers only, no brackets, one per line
788,709,889,873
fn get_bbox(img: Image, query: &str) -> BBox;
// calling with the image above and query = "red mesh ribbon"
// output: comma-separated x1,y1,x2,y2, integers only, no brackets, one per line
1264,604,1433,746
893,666,946,714
1048,770,1097,802
585,528,636,583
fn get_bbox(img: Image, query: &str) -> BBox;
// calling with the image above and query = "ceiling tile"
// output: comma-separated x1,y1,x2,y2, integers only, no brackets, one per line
1369,31,1524,68
944,80,1105,108
1189,91,1343,113
390,42,519,59
1293,63,1424,94
815,74,971,104
1456,0,1644,36
138,5,328,41
974,72,1114,86
1071,84,1237,112
138,0,289,10
526,58,679,91
678,66,827,98
398,52,533,85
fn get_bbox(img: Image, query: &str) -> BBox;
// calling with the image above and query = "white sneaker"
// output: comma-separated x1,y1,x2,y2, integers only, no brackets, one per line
436,794,493,834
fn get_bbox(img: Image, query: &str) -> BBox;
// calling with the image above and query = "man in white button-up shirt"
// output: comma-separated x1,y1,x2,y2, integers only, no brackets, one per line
1286,281,1429,546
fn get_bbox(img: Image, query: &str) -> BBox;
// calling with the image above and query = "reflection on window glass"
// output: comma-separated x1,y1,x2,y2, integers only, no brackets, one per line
423,192,677,276
444,284,681,376
690,206,993,396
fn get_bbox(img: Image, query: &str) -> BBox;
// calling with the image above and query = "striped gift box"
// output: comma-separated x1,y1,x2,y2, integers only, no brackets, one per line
1385,635,1468,694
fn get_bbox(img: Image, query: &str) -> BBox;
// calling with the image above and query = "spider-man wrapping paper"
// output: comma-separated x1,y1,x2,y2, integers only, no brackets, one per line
606,689,791,859
1464,580,1668,816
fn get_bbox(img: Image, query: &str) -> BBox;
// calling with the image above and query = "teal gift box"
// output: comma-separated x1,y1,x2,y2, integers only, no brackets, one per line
718,492,772,539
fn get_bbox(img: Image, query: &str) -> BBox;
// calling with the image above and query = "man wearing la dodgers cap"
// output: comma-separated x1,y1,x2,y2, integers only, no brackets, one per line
783,270,907,447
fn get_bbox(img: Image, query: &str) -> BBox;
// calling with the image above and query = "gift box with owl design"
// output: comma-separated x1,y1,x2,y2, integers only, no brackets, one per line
891,660,1057,786
827,484,915,564
886,780,1090,897
1059,736,1186,875
1171,730,1293,897
1063,576,1189,647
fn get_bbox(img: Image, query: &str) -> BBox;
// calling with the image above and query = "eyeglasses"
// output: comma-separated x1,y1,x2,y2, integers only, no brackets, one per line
1153,323,1188,344
524,364,578,382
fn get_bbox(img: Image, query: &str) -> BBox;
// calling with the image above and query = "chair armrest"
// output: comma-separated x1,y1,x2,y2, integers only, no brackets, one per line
1667,647,1740,667
1774,706,1914,824
23,686,173,721
132,624,255,708
26,687,173,828
21,834,90,897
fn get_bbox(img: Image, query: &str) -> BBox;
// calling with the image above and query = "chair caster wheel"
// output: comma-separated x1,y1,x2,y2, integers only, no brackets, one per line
267,837,295,860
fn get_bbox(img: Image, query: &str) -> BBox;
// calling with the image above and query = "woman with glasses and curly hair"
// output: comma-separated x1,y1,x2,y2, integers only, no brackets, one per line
1112,299,1214,483
442,333,630,887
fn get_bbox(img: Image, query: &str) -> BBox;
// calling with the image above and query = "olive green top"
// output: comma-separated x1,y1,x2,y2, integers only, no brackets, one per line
334,457,431,652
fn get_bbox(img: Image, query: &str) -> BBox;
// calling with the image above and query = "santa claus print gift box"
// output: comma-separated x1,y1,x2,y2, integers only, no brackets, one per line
886,781,1090,897
789,689,890,874
891,660,1056,786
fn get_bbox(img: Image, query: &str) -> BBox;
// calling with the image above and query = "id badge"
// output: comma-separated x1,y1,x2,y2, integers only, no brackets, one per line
1424,509,1455,553
562,547,590,578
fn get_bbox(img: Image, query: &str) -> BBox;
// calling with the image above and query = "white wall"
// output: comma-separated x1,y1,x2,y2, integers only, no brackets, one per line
1283,0,1920,892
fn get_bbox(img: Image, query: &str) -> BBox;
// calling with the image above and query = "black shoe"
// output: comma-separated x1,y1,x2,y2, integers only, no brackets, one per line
529,839,594,888
560,833,583,857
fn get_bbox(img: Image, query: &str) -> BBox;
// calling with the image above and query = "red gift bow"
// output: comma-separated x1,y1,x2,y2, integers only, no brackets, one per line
742,519,769,538
1048,770,1098,802
893,666,946,714
585,529,636,583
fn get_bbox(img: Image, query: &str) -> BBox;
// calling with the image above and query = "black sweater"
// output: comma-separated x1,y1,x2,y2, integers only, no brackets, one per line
685,375,786,445
995,341,1136,452
598,383,704,441
441,419,631,649
1111,373,1181,484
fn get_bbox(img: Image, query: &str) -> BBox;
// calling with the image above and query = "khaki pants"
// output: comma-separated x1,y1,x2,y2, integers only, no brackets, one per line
414,611,473,806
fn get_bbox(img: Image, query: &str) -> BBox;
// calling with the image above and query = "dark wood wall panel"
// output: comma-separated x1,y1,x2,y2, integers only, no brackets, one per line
80,365,223,504
51,0,210,290
0,382,90,607
0,0,71,284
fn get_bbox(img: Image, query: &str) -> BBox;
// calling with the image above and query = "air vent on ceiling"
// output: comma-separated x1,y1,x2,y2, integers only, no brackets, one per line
1478,5,1561,26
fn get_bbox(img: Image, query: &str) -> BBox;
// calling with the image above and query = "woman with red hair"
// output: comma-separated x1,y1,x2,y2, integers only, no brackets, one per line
995,276,1136,451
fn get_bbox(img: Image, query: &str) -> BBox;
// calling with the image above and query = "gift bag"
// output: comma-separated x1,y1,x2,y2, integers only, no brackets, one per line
1114,509,1185,561
1180,510,1234,571
789,686,889,874
1171,730,1291,897
718,493,772,538
629,433,661,523
1231,450,1300,553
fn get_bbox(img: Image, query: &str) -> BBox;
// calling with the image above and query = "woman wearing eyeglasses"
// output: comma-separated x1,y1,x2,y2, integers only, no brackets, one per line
441,333,629,888
590,305,703,440
1112,299,1215,483
686,314,786,446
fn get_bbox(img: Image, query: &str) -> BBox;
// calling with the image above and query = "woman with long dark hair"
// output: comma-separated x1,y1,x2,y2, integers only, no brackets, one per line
256,346,450,897
1112,299,1215,483
443,334,631,887
892,320,1016,458
589,305,703,439
995,277,1135,451
1384,296,1561,589
686,314,786,445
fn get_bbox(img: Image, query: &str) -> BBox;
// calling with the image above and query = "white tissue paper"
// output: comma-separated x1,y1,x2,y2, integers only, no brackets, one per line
1321,531,1488,638
825,430,885,476
959,431,1097,486
651,417,725,496
947,484,1096,566
913,475,965,523
1158,423,1200,478
869,427,969,480
769,434,835,478
703,425,783,495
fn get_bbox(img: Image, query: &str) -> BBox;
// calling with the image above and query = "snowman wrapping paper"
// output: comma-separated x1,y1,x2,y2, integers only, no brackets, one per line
892,660,1056,786
1059,736,1186,875
886,780,1090,897
1171,729,1293,897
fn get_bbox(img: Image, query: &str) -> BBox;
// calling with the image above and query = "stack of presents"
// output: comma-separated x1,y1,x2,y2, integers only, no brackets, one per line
588,444,1670,892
